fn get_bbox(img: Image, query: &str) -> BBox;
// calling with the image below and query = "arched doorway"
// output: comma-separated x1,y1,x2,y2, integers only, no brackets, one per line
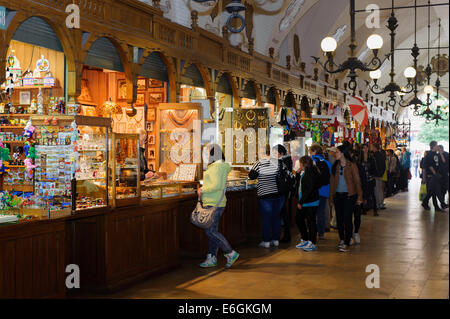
241,80,260,107
284,91,296,109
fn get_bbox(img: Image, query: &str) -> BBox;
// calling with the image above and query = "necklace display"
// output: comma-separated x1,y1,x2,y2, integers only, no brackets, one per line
234,110,244,121
167,110,196,127
245,110,256,122
233,121,242,130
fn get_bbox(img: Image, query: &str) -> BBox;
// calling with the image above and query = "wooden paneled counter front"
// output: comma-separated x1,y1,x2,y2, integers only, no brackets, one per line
0,188,259,298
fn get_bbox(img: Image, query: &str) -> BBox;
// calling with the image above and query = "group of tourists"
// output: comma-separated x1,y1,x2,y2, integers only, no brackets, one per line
193,139,448,268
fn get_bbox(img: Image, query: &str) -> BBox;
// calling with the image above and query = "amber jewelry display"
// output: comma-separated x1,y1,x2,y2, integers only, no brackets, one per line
167,110,196,127
245,109,256,121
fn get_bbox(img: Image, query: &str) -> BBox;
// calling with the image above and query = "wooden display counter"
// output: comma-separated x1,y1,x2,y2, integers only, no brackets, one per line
0,188,260,297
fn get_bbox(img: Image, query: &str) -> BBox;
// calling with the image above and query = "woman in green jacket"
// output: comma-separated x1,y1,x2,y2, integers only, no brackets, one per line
197,144,239,268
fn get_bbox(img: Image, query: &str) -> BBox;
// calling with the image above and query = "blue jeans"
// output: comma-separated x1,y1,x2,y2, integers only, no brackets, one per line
316,196,328,237
204,207,233,256
258,195,285,242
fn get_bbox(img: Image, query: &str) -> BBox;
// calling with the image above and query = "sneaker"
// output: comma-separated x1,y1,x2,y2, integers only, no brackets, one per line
259,241,270,248
338,240,345,248
270,240,279,247
302,242,317,252
224,251,239,268
435,207,443,212
199,254,217,268
353,233,360,244
295,239,308,249
349,238,354,246
339,244,349,252
422,203,431,211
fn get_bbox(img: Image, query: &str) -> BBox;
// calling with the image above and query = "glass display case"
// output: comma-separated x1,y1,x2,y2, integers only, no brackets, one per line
110,133,140,207
141,181,198,200
28,115,111,217
157,103,202,180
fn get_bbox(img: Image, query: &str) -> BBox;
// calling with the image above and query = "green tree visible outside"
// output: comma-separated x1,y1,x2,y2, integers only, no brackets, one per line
417,95,449,144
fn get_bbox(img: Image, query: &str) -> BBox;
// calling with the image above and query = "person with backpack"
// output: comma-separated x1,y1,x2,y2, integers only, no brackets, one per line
309,144,331,240
329,145,363,252
249,144,289,248
294,156,320,251
274,145,294,243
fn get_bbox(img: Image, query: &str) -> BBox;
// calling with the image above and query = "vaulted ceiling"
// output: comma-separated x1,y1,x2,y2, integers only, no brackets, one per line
144,0,449,114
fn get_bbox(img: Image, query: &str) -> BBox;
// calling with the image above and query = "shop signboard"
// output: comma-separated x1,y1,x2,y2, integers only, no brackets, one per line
0,6,6,30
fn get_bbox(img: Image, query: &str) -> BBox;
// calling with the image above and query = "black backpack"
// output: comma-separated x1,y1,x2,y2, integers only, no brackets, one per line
276,160,295,194
314,159,330,188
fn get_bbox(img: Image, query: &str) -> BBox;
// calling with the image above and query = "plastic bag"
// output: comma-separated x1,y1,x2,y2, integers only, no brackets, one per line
419,183,427,202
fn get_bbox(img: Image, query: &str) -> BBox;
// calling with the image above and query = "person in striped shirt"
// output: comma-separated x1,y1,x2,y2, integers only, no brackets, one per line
249,145,285,248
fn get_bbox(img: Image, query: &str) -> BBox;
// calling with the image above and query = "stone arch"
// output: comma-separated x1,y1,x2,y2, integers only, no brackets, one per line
1,13,76,97
284,91,296,109
214,71,239,108
138,50,177,102
82,35,134,103
241,80,262,106
266,86,281,112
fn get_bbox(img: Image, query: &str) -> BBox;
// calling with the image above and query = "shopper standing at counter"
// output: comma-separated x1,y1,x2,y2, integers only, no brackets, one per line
249,145,285,248
197,144,240,268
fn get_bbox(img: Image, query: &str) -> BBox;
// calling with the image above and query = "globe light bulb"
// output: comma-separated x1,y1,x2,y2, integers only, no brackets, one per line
321,37,337,53
369,69,382,80
403,67,416,79
424,85,434,95
367,34,383,50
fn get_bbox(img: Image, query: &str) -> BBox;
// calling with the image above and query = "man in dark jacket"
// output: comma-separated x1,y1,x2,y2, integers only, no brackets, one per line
371,144,386,209
275,145,294,243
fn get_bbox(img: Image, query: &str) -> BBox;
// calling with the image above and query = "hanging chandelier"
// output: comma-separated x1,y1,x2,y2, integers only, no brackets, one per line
315,0,383,95
368,0,415,110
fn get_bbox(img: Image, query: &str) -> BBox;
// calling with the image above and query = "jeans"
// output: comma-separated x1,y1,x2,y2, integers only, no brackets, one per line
296,206,318,244
386,172,397,197
316,196,328,237
375,177,384,207
324,199,331,229
258,195,285,242
334,193,357,245
364,179,377,213
422,174,446,208
204,207,233,256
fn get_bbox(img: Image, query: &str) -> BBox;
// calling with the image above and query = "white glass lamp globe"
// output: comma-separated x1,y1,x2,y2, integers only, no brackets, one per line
424,85,434,95
367,34,383,50
404,67,416,78
369,69,382,80
321,37,337,53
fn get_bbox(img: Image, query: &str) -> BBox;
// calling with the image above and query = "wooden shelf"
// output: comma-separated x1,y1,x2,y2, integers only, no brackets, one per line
0,114,31,117
6,165,26,168
2,185,33,192
1,85,58,90
0,126,26,129
2,141,26,144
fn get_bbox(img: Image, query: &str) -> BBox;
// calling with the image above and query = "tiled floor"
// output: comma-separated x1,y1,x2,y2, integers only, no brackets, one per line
81,178,449,299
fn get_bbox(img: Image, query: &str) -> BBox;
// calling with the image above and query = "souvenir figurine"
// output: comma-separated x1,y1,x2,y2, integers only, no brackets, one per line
37,89,44,115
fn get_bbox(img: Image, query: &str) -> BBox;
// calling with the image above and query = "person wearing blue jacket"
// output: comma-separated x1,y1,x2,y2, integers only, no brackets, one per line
309,144,332,240
399,147,411,192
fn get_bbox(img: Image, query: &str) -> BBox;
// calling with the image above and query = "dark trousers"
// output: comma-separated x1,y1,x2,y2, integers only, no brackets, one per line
295,206,318,245
334,193,357,245
258,195,285,242
364,179,377,213
316,196,327,237
353,203,362,234
398,168,409,190
386,172,397,197
423,174,446,208
280,193,292,238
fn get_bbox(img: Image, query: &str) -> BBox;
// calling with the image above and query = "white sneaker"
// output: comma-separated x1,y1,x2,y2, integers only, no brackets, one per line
353,233,360,244
259,241,270,248
199,254,217,268
270,240,279,247
338,240,345,248
296,239,308,249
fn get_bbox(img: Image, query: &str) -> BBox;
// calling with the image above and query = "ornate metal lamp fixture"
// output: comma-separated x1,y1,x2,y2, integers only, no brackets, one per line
368,0,415,109
399,0,422,111
316,0,383,95
193,0,246,33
